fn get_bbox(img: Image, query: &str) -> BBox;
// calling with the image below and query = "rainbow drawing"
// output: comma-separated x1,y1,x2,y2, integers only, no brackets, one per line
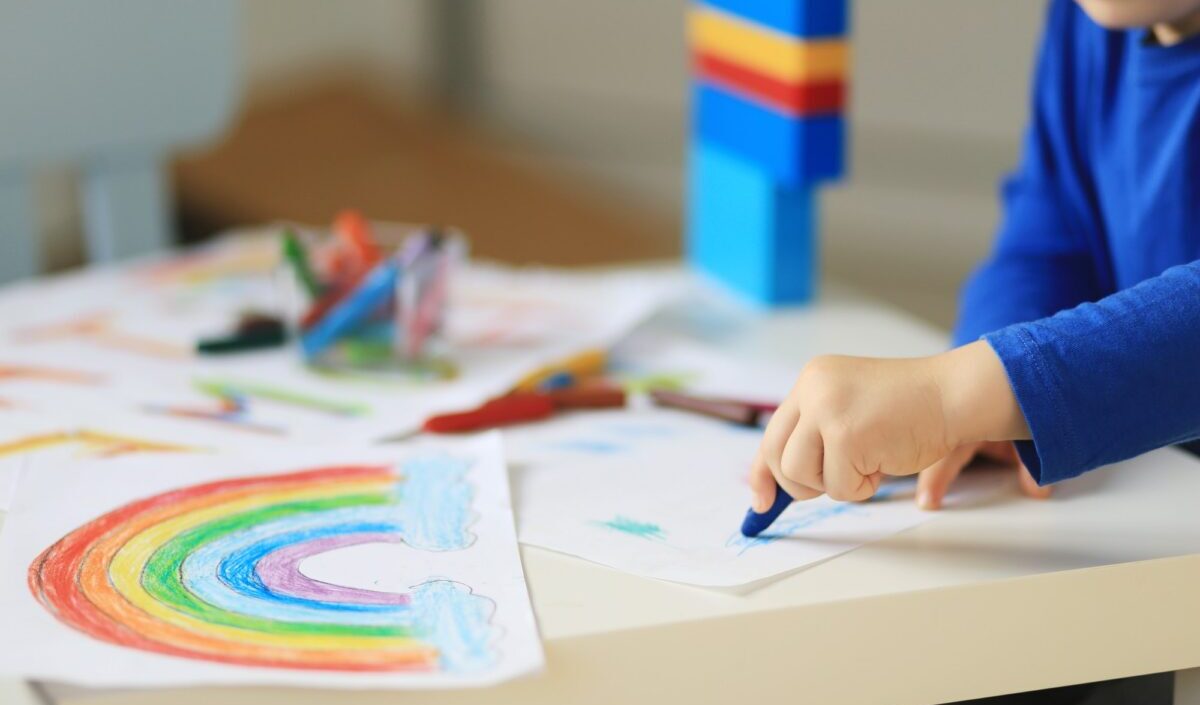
142,396,287,437
0,430,197,460
134,236,279,288
28,456,497,673
0,364,102,386
14,312,190,361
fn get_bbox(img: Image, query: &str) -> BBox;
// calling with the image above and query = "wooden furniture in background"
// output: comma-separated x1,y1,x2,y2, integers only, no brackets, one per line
174,82,680,267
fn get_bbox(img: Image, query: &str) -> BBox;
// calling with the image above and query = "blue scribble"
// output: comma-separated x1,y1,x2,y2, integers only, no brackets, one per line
549,439,626,454
602,422,677,438
726,502,866,556
543,420,681,456
412,580,496,673
399,454,476,551
590,515,667,540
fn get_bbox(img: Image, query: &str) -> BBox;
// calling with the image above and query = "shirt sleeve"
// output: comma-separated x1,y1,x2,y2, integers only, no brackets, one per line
952,0,1102,347
987,261,1200,484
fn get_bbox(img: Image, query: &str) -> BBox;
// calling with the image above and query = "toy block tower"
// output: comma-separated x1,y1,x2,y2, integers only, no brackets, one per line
686,0,849,305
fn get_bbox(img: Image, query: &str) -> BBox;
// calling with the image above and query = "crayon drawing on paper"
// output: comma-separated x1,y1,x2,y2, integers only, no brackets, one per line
28,455,497,674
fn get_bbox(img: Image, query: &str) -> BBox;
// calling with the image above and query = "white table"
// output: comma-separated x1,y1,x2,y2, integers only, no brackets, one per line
10,281,1200,704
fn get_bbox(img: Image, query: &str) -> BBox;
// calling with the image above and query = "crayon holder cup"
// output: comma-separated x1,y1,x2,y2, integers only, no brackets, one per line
284,219,466,380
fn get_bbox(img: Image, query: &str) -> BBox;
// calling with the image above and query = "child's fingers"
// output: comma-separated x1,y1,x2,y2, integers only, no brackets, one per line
978,440,1019,465
748,451,778,512
821,439,879,502
765,436,822,505
779,423,825,492
751,449,822,512
916,443,978,510
767,462,823,505
758,400,800,481
1016,462,1052,499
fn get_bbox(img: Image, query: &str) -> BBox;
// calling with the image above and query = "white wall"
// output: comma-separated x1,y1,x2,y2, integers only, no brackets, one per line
240,0,433,98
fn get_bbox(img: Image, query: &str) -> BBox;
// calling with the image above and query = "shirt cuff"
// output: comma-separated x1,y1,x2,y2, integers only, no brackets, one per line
984,324,1084,485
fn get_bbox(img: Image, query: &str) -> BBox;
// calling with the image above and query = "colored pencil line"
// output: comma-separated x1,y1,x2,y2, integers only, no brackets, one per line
135,240,279,286
0,364,102,385
141,403,288,437
14,313,190,361
0,432,75,458
0,430,198,460
194,378,370,418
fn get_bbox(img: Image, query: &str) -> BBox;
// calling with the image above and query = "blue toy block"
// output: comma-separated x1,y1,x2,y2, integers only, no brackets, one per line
700,0,848,38
694,81,844,186
687,142,817,305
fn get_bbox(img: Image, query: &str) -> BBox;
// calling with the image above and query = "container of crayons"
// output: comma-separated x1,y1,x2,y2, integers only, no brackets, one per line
279,211,465,379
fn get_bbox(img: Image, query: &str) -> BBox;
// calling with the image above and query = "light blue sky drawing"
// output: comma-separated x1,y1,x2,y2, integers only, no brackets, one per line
726,503,865,556
590,515,668,541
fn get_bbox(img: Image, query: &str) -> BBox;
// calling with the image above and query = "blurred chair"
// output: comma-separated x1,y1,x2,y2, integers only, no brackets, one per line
0,0,239,283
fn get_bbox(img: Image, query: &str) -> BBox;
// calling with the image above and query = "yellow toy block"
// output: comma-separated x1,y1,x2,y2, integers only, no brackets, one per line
688,7,849,83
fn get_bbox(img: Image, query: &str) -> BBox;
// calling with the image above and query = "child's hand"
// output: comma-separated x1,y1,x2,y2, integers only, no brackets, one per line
749,340,1030,511
916,441,1051,510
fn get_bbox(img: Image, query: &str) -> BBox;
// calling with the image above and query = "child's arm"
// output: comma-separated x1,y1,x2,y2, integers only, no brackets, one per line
751,261,1200,509
920,0,1106,506
953,1,1104,347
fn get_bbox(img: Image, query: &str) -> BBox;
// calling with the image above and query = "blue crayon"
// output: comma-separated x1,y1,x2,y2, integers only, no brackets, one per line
301,257,402,360
537,371,576,391
740,482,794,537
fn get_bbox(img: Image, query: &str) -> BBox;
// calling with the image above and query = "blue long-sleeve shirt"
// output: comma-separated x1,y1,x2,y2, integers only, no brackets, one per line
952,0,1200,484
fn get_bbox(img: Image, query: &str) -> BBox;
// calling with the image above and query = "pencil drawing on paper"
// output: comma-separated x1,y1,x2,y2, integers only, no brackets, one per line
0,430,197,460
590,515,667,541
549,439,626,455
725,502,864,556
194,378,371,418
27,454,499,673
13,312,191,360
544,419,682,457
724,483,906,556
0,364,102,386
142,395,288,437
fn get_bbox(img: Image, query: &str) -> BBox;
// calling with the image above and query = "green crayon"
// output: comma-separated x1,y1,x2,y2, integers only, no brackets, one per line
281,229,323,298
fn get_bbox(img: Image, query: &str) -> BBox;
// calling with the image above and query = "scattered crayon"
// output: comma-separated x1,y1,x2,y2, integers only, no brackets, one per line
196,324,286,355
333,209,382,268
196,313,288,356
301,257,403,360
419,386,627,435
281,229,323,298
740,483,795,537
513,349,608,393
648,388,767,426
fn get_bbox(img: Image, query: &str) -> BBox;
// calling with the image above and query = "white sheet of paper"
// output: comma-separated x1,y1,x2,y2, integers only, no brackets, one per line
506,408,939,588
0,235,682,445
0,433,543,689
612,333,797,401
